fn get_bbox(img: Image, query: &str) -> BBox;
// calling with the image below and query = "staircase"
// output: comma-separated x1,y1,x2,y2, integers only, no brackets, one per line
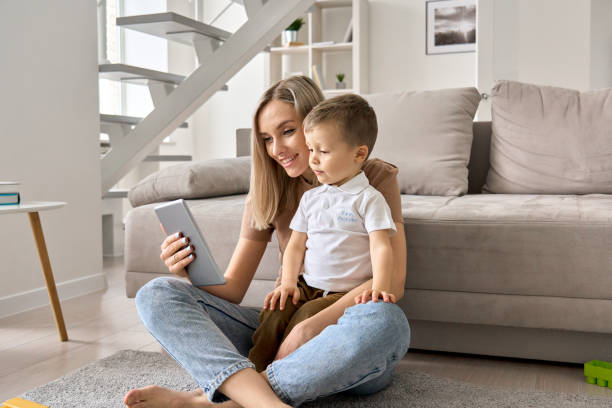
99,0,316,196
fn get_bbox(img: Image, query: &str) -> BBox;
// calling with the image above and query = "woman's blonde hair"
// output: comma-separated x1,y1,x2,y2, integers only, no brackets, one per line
250,76,324,230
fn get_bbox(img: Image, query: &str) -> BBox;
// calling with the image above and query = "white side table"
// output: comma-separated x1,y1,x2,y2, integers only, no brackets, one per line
0,201,68,341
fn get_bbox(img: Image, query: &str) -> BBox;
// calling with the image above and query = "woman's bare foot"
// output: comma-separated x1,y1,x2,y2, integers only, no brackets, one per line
123,386,237,408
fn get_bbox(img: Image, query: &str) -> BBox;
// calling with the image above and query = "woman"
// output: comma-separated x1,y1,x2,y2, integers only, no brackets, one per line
124,76,410,408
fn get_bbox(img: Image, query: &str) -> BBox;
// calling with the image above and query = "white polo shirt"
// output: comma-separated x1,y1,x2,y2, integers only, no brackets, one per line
289,171,396,292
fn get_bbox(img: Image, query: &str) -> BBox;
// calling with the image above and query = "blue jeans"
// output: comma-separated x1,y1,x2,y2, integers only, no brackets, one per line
135,277,410,406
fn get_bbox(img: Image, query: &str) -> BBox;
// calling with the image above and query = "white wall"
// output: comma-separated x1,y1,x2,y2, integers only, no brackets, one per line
0,1,104,316
192,56,268,160
590,0,612,90
495,0,612,91
517,0,591,91
477,0,612,120
476,0,521,120
369,0,476,93
192,1,268,160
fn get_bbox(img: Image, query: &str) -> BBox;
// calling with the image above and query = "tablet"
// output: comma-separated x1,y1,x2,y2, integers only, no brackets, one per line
154,199,226,286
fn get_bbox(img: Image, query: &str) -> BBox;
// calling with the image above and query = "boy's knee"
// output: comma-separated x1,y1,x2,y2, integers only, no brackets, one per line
351,302,410,354
373,302,409,333
377,303,410,355
361,301,407,323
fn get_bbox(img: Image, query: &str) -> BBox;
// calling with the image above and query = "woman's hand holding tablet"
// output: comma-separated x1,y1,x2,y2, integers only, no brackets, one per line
155,199,226,286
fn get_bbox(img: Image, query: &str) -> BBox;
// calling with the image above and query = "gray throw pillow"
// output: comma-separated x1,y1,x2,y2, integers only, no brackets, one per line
364,87,481,196
128,157,251,207
484,80,612,194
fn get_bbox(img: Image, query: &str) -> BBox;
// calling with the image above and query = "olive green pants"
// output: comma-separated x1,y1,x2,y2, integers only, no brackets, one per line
248,276,346,372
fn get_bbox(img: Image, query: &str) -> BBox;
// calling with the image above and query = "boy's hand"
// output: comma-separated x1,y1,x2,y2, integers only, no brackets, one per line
264,284,300,311
354,288,396,304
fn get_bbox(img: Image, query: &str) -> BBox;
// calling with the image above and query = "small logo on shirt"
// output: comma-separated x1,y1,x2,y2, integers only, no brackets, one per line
337,209,358,224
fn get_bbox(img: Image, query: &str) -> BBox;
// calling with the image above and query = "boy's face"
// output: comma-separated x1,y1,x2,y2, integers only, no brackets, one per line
305,121,367,186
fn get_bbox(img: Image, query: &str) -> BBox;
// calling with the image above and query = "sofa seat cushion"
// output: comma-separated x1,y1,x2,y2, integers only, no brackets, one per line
125,194,280,281
401,194,612,299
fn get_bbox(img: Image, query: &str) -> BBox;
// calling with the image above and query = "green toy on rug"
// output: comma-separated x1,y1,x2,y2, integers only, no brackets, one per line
584,360,612,388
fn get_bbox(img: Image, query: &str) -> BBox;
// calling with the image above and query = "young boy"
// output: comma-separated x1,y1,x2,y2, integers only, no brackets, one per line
248,94,397,372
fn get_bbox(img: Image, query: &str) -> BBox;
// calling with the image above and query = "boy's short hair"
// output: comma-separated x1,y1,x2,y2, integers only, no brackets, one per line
303,93,377,159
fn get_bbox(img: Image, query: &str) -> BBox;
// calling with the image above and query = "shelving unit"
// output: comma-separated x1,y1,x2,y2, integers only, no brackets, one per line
267,0,368,96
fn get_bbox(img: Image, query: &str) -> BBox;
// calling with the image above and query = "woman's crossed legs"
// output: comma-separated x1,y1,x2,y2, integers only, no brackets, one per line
125,277,410,407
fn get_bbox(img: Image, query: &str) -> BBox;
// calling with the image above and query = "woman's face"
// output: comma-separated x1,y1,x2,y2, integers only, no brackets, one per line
257,100,310,178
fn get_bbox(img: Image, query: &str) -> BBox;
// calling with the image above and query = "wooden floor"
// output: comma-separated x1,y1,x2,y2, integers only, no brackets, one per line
1,257,611,402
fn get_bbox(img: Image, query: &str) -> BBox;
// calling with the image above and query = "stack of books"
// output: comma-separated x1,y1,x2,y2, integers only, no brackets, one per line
0,181,20,205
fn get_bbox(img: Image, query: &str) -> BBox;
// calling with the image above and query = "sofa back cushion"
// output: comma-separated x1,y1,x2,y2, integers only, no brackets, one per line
484,80,612,194
129,157,251,207
364,87,481,196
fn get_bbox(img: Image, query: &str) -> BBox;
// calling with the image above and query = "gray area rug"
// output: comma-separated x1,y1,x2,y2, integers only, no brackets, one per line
23,350,612,408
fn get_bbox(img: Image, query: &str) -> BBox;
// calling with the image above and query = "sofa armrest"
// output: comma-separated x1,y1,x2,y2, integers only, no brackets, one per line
128,157,251,207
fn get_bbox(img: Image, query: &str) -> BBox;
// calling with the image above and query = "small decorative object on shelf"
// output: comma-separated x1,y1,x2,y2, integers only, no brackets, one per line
335,73,346,89
283,18,304,46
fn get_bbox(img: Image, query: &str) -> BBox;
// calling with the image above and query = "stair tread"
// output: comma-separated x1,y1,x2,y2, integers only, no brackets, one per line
99,64,228,90
103,189,129,199
117,12,232,45
100,114,188,128
315,0,352,8
144,155,192,161
99,63,185,85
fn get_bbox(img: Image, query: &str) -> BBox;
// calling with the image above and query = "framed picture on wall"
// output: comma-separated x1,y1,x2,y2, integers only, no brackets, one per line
426,0,477,55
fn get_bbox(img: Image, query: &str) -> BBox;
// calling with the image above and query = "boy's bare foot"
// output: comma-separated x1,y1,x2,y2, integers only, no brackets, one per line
123,386,238,408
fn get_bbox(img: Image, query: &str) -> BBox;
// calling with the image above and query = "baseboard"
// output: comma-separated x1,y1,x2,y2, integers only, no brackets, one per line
0,273,107,319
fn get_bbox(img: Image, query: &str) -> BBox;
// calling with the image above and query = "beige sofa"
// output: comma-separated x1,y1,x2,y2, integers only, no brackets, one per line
124,82,612,364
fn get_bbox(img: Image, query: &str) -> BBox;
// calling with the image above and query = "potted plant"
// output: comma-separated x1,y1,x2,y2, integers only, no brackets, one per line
283,18,304,46
335,73,346,89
